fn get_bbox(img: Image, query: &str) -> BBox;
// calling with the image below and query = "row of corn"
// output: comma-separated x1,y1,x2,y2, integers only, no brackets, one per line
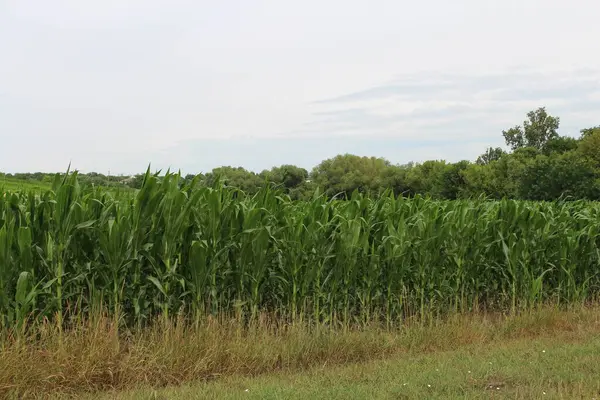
1,170,599,329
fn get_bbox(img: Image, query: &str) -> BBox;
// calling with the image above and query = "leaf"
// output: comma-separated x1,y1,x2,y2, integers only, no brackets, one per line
15,271,31,304
75,220,96,230
148,276,167,296
42,277,59,290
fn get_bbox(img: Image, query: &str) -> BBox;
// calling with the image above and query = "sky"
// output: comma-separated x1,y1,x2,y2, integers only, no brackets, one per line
1,0,599,175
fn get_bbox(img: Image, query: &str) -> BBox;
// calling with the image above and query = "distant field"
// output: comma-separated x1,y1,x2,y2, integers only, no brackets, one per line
0,176,51,192
1,175,135,194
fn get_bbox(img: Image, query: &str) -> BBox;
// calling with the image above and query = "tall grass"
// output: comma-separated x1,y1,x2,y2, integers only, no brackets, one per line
0,169,599,330
3,305,599,398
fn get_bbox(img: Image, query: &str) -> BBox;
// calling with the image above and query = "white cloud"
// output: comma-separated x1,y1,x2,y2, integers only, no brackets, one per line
305,68,600,142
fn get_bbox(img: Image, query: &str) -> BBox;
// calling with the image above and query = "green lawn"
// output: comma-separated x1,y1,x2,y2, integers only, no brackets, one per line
93,334,600,400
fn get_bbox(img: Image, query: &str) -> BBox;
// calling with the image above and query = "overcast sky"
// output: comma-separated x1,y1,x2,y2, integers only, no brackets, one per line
1,0,599,175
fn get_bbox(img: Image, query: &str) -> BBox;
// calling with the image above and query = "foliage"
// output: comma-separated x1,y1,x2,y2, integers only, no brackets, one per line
476,147,505,165
311,154,391,198
204,166,263,194
542,136,578,155
517,152,600,200
578,126,600,167
502,107,560,151
260,165,308,189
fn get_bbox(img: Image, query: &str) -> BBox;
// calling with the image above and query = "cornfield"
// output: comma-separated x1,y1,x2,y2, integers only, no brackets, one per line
1,169,599,330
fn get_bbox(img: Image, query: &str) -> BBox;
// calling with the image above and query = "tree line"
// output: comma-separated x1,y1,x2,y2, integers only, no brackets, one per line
3,107,599,201
183,107,600,201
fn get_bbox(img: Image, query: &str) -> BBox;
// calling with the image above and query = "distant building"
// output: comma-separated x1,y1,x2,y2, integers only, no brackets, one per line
119,176,136,185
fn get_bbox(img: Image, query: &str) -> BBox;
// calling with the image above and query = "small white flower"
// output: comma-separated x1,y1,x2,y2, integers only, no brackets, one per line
542,350,546,353
543,392,546,395
496,387,500,390
468,370,472,374
427,384,431,388
245,389,249,392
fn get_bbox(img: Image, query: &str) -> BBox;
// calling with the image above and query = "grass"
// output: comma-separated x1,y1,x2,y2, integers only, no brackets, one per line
97,333,600,399
2,305,600,399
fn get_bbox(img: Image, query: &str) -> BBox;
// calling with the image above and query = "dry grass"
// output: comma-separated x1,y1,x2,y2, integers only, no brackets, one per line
103,334,600,399
1,306,600,399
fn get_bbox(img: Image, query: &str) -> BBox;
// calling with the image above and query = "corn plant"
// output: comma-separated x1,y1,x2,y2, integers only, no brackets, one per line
0,169,599,331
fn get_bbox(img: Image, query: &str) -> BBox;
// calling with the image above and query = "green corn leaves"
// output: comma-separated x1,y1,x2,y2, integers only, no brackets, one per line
0,170,599,329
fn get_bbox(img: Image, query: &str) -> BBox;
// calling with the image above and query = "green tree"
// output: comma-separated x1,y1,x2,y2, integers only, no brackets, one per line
260,165,308,190
405,160,448,198
578,126,600,167
502,107,560,151
205,166,263,194
518,152,599,200
438,160,471,199
580,125,600,139
542,136,578,155
380,164,411,197
476,147,505,165
311,154,391,198
461,162,506,199
465,148,537,199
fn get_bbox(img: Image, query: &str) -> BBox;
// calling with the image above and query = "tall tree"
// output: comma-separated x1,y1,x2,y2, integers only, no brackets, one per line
311,154,391,197
476,147,505,165
578,126,600,167
439,160,471,199
502,107,560,151
580,125,600,139
405,160,448,198
260,165,308,189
